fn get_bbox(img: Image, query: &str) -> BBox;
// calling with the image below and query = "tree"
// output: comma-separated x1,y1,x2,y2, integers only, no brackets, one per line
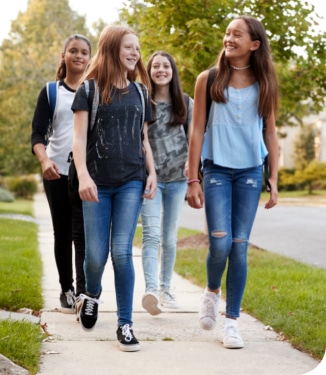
292,123,317,170
0,0,100,175
120,0,326,128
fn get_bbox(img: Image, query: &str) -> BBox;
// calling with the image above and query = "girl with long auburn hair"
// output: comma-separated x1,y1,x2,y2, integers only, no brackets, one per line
72,25,156,352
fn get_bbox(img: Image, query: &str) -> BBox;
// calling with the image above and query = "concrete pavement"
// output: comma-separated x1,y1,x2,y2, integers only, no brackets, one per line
34,192,323,375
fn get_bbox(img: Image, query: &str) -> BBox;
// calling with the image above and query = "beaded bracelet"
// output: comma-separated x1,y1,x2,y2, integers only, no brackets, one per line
187,179,201,184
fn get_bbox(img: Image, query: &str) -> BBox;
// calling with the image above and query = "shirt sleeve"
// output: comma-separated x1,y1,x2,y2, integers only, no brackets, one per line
71,83,89,112
31,86,51,151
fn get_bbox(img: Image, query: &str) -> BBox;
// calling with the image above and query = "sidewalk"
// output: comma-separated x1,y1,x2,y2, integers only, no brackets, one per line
34,192,322,375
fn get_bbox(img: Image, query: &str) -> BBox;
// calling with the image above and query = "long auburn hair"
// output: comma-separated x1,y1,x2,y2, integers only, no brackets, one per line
147,51,187,126
56,34,92,80
84,25,151,104
211,15,279,118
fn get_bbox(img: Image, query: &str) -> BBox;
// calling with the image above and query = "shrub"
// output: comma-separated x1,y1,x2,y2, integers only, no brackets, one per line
0,187,15,202
5,175,38,199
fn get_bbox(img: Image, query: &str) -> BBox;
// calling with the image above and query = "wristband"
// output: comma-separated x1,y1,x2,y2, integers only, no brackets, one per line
187,179,200,185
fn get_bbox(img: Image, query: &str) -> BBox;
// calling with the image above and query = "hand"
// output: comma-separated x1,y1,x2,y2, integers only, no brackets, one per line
187,182,204,209
42,159,60,180
264,179,278,209
78,175,99,202
143,173,157,199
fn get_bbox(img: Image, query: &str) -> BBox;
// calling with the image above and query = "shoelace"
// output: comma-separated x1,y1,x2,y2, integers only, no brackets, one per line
65,290,75,305
224,324,239,338
121,324,133,342
202,296,216,317
80,294,102,316
163,291,176,301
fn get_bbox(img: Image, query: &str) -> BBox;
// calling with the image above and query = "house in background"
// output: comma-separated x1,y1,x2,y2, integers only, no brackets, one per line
278,108,326,168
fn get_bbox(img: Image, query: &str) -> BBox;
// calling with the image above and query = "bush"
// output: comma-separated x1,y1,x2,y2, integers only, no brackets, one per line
0,187,15,202
5,175,38,199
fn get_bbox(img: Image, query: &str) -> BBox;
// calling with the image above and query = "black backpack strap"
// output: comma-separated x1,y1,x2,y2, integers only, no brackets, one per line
182,93,190,136
206,67,216,127
262,118,271,191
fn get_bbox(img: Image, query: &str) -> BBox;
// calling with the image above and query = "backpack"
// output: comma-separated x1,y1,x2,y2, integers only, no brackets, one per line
204,68,270,189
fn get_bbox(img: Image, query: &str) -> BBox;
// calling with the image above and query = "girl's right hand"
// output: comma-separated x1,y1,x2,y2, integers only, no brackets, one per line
78,175,99,202
187,182,204,209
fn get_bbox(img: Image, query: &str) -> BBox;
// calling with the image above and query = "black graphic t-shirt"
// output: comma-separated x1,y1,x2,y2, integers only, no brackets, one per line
72,82,152,187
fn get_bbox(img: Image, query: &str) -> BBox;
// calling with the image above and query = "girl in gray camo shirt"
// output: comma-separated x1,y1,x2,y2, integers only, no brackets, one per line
141,51,193,315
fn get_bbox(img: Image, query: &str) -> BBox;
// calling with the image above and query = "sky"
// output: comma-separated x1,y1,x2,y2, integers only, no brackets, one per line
0,0,125,43
0,0,325,43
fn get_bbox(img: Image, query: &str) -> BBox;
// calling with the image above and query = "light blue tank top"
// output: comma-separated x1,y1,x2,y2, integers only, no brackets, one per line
202,82,267,168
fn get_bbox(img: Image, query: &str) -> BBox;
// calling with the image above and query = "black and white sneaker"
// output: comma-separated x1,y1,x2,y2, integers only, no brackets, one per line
78,294,102,331
60,289,75,314
116,324,140,352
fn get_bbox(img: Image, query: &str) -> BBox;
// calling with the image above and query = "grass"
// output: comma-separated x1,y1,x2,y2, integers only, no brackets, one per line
0,199,44,375
0,198,34,216
133,225,326,361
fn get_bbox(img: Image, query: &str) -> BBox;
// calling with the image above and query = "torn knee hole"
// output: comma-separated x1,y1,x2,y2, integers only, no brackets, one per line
211,230,227,238
234,238,246,243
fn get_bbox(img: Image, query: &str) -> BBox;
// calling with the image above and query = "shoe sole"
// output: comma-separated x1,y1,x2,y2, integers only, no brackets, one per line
118,343,141,352
160,302,179,309
142,294,162,316
223,342,244,349
60,307,75,314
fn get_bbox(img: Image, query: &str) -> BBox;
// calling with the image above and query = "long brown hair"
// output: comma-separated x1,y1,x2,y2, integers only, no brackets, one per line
84,25,151,104
211,16,279,118
147,51,187,126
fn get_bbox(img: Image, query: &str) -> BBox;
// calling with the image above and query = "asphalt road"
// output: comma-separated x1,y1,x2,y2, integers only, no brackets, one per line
179,201,326,269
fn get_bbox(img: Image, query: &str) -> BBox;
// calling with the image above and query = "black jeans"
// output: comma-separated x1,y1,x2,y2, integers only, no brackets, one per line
43,175,85,296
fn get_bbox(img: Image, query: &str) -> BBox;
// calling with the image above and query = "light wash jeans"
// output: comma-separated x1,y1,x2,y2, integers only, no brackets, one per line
82,180,143,326
141,180,187,293
203,160,263,318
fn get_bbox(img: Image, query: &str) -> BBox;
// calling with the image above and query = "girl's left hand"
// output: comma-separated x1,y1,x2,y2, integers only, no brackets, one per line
143,173,157,199
264,179,278,209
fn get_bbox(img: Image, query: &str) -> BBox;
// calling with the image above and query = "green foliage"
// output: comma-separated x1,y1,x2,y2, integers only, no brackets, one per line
0,187,15,202
0,0,102,176
294,161,326,193
4,175,38,199
293,124,317,170
120,0,326,124
0,319,44,375
175,246,326,360
0,219,43,311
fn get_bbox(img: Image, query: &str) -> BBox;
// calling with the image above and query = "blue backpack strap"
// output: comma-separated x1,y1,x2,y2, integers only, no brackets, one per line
46,81,58,123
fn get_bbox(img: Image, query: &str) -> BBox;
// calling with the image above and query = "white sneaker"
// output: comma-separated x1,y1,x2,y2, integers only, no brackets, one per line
223,318,244,349
142,291,162,315
199,288,221,330
159,290,179,309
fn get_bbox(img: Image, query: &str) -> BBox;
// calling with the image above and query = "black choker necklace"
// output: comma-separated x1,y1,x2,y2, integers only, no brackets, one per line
230,64,251,71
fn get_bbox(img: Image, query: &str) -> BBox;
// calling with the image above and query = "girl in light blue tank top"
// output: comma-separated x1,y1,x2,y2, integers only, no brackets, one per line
187,16,279,349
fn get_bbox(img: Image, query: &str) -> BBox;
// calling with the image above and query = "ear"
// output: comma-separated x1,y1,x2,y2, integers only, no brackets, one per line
61,52,65,60
250,40,260,51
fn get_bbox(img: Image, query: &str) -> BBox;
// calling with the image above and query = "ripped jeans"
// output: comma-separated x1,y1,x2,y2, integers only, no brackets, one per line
203,160,263,318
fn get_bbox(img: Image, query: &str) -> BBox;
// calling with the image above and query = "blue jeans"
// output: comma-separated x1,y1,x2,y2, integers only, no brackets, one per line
203,160,263,318
141,180,187,292
82,180,143,326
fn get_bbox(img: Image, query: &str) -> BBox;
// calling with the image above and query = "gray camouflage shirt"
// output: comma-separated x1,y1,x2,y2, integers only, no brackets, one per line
147,99,193,182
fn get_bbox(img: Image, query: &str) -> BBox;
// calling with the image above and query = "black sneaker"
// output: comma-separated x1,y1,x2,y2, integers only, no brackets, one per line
59,289,75,314
116,324,140,352
79,294,102,331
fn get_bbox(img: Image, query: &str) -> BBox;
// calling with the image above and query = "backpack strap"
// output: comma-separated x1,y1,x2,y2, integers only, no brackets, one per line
205,68,216,127
46,81,59,123
84,79,99,131
134,82,147,134
182,93,190,136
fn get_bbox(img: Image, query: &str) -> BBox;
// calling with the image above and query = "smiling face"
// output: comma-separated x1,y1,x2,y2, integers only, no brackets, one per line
150,54,173,87
223,18,260,62
62,39,91,75
119,33,140,73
